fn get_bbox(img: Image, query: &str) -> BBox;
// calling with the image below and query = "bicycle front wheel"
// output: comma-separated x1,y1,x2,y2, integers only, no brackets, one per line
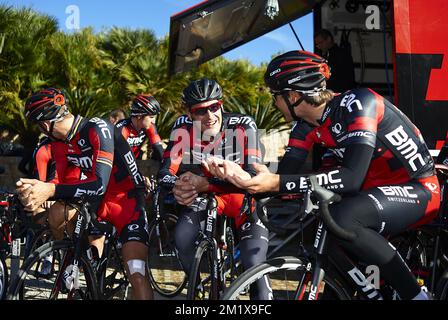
0,253,7,300
222,256,350,300
187,240,219,300
148,213,187,297
7,240,99,300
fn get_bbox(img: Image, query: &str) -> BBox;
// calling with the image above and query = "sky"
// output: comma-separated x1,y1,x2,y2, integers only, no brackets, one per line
6,0,314,66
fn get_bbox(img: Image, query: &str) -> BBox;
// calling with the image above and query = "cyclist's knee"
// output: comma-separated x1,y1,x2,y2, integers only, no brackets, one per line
127,259,147,278
330,206,361,234
47,202,74,229
174,213,199,251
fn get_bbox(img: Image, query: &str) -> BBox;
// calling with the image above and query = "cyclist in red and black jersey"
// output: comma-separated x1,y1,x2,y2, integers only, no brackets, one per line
16,88,153,299
158,78,271,299
32,137,81,184
116,94,163,161
206,51,439,300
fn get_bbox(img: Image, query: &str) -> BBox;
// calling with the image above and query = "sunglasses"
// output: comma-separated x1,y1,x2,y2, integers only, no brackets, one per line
190,101,222,116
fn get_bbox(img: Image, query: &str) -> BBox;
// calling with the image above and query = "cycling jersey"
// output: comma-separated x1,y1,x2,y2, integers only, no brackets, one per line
436,131,448,165
45,115,148,240
33,138,80,183
278,88,435,194
51,116,145,199
115,118,163,161
158,112,262,192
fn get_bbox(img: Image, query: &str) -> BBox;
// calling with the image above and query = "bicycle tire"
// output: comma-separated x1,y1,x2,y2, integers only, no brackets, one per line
435,270,448,300
7,240,99,300
222,256,351,300
391,232,429,283
187,240,218,300
26,227,53,259
0,253,7,300
148,213,187,297
97,241,130,300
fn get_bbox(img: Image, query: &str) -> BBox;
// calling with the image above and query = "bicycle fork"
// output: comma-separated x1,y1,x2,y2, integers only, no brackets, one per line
306,221,327,300
52,212,87,298
304,221,384,300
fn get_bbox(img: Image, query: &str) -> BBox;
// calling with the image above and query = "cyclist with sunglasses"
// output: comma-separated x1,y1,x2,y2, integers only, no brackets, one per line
205,51,440,300
158,78,272,300
16,88,153,299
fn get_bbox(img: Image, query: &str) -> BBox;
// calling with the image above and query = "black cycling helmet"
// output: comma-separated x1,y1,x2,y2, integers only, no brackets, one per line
182,78,223,107
131,94,161,116
264,50,330,95
25,88,68,122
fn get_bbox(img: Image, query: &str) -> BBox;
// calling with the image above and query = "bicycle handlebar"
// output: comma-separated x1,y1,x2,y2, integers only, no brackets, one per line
253,175,356,241
307,175,356,241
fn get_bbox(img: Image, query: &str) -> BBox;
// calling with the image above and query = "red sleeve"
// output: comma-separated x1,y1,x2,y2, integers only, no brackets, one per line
146,123,162,145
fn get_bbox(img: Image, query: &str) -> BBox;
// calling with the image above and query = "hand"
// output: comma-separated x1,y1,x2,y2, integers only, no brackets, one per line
225,163,280,194
143,176,155,194
202,157,251,181
173,172,199,206
16,178,55,212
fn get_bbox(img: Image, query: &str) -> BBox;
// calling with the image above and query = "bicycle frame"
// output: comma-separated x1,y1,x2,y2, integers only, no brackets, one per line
195,194,221,299
297,219,385,300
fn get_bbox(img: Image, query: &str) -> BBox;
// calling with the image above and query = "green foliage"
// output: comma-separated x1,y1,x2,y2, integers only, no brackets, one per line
225,96,290,134
155,105,182,141
0,4,286,146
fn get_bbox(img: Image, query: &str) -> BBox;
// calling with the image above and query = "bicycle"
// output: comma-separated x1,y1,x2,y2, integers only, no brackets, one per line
222,175,428,300
186,192,244,300
147,182,187,297
7,200,129,300
0,189,44,300
388,164,448,299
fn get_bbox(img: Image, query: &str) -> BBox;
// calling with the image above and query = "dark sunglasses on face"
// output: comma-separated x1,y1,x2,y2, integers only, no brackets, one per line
190,102,222,116
271,90,289,100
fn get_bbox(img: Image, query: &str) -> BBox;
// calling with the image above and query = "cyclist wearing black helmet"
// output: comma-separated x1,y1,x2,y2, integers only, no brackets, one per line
17,88,154,299
158,78,272,300
116,94,164,161
206,51,439,300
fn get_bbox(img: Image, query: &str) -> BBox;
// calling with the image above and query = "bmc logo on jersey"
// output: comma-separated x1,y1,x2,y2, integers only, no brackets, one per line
127,135,145,146
174,116,192,127
124,151,144,185
67,155,93,169
90,118,112,140
385,125,425,172
340,94,363,112
228,116,256,131
378,186,418,198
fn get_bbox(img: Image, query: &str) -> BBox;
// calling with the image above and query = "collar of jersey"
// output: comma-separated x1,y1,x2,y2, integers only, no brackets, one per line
318,103,332,125
65,115,84,142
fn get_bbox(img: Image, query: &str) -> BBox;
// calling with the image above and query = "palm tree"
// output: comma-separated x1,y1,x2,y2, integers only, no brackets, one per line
224,96,290,134
0,6,59,147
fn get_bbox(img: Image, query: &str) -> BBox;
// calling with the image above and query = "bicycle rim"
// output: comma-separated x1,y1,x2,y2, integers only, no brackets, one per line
98,243,130,300
187,240,219,300
222,256,350,300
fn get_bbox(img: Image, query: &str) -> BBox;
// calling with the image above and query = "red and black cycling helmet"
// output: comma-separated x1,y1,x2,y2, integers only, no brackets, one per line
264,50,330,95
25,88,68,122
131,94,161,116
182,78,222,107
